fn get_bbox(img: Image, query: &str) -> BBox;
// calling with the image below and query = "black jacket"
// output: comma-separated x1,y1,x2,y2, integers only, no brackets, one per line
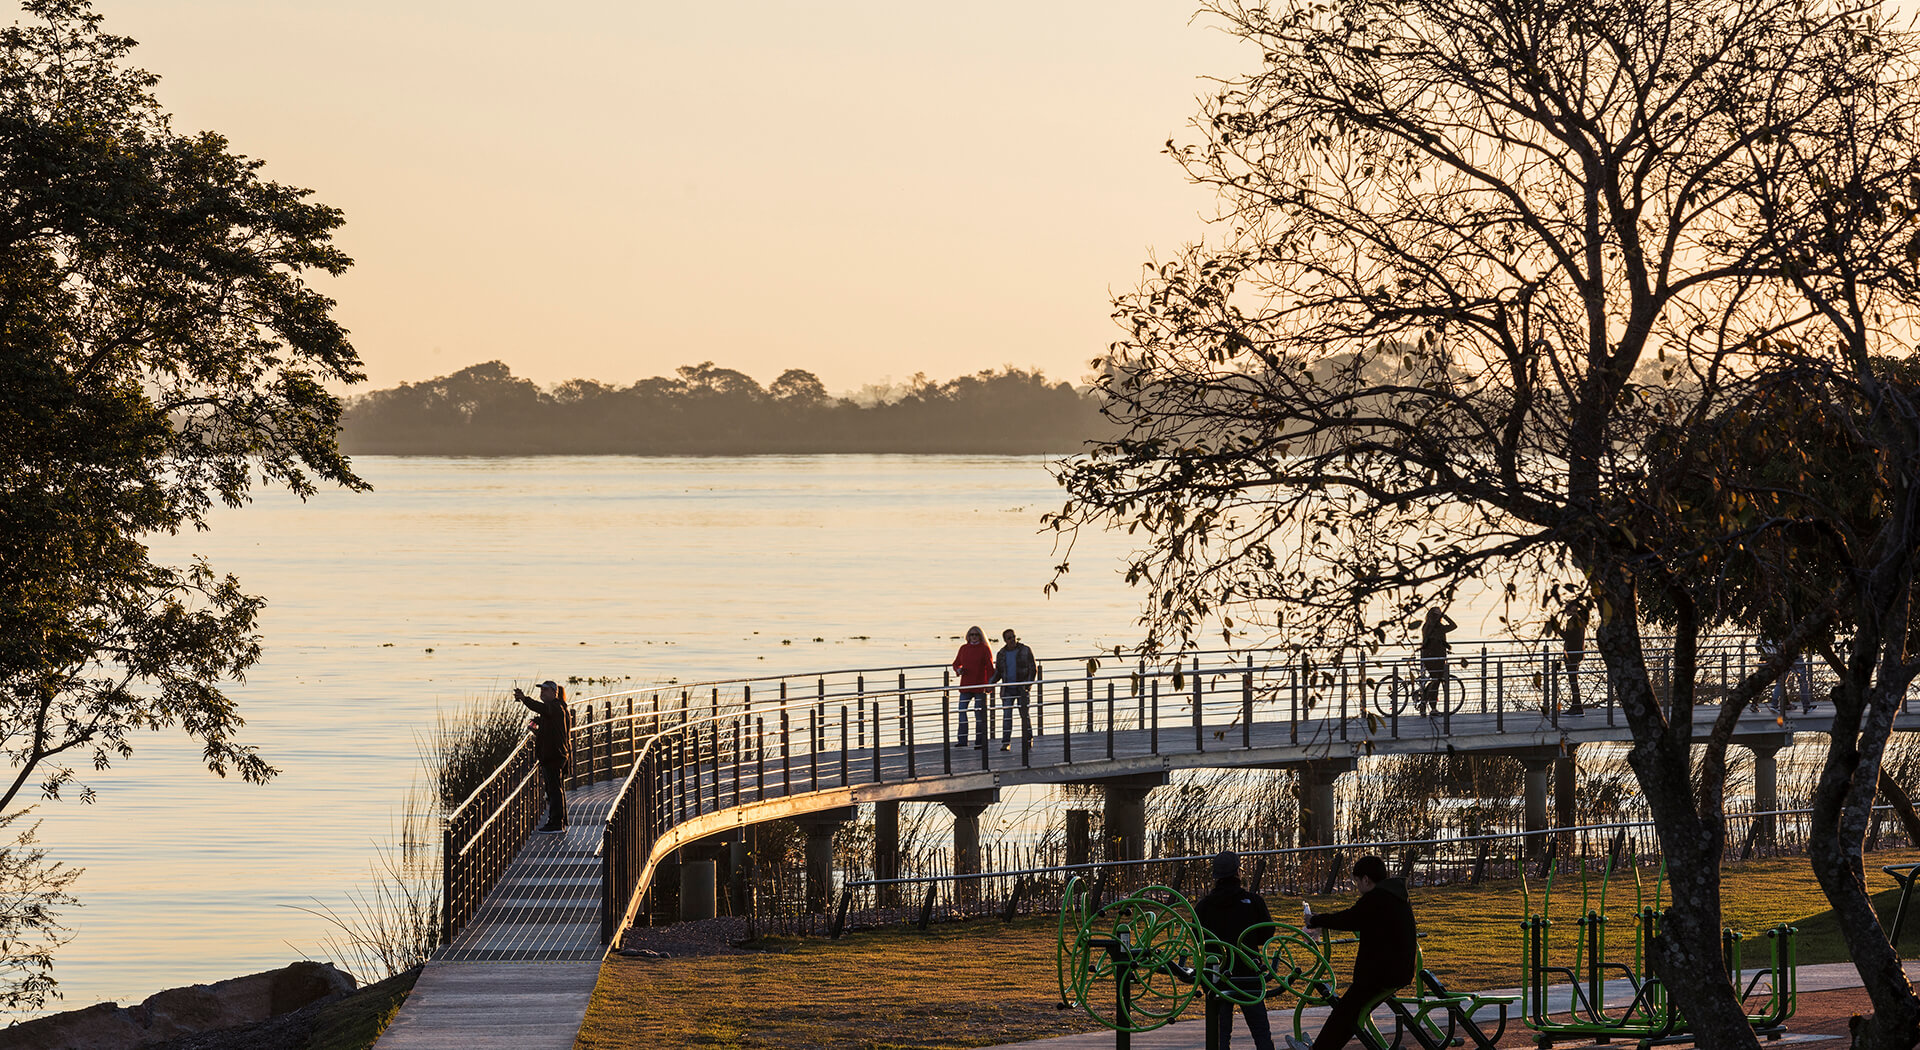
1196,878,1273,976
519,692,571,768
1308,877,1417,988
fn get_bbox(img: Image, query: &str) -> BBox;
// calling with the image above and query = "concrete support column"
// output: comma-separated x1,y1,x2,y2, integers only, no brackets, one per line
938,789,1000,906
1105,787,1151,862
1066,809,1092,869
1296,759,1357,847
1739,733,1793,849
1518,754,1553,859
874,800,900,907
1068,774,1168,867
796,806,856,914
1555,743,1580,855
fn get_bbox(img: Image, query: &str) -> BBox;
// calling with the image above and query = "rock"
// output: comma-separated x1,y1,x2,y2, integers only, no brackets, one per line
3,961,356,1050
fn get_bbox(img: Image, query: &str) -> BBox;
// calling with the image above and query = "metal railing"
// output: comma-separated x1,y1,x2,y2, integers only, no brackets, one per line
438,635,1855,948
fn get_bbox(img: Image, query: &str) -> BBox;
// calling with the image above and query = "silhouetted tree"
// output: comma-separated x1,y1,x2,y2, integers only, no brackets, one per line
1045,0,1920,1043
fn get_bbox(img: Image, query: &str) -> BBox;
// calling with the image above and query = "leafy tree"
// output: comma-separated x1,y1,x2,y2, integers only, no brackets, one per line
0,813,79,1014
0,0,363,917
1047,0,1920,1043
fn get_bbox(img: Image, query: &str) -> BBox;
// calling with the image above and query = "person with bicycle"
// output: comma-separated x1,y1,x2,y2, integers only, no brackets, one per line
1417,607,1457,713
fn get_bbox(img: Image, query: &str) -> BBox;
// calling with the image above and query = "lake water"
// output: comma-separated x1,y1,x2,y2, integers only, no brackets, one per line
25,455,1163,1013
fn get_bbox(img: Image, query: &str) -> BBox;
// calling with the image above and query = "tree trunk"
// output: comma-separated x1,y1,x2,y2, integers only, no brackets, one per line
1810,681,1920,1050
1598,580,1761,1050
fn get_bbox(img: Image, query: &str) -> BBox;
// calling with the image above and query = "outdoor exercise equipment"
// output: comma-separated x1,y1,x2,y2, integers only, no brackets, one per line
1519,852,1797,1046
1055,876,1513,1050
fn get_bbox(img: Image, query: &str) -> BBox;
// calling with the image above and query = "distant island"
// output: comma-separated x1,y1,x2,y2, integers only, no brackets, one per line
340,361,1111,455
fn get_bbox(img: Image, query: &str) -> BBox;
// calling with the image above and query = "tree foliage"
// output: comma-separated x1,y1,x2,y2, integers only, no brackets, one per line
0,0,363,818
342,361,1104,454
1048,0,1920,1044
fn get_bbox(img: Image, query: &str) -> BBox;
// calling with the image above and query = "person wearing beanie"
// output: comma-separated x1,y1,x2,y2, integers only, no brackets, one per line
1195,850,1276,1050
1293,854,1418,1050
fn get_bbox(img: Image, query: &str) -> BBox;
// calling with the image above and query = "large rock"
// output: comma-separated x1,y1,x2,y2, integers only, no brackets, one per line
3,961,356,1050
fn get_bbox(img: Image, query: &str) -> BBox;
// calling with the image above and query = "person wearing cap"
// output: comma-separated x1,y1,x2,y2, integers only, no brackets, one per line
1196,850,1276,1050
514,680,571,833
1295,854,1418,1050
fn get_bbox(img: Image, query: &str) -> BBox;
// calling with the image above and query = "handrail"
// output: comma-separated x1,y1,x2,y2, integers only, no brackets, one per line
446,734,537,825
440,633,1841,949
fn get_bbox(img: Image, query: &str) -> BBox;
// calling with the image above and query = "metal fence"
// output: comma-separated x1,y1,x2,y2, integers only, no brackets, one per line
795,807,1913,940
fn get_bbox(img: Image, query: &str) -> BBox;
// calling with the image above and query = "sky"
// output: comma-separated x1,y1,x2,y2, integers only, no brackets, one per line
91,1,1250,395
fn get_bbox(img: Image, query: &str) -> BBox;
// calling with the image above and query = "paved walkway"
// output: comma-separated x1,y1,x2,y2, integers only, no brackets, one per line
995,960,1920,1048
375,780,620,1050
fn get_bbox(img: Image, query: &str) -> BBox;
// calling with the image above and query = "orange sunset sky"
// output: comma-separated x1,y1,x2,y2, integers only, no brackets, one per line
95,1,1247,394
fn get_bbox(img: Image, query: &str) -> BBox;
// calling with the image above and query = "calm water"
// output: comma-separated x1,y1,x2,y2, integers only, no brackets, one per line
29,455,1155,1012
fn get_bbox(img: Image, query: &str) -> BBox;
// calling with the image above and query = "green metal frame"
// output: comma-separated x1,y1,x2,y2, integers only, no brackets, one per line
1518,855,1797,1046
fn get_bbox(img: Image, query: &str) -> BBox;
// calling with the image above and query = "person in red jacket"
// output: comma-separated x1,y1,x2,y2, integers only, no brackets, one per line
952,626,992,748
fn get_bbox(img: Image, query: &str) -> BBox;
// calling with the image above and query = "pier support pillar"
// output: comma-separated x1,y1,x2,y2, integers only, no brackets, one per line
874,800,900,907
1739,733,1793,849
1079,774,1169,863
939,789,1000,904
796,806,856,914
1296,759,1356,847
1515,749,1555,859
1556,743,1579,855
1066,809,1092,869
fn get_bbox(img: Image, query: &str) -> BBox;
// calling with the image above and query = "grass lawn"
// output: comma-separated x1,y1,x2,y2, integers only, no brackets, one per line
575,850,1920,1050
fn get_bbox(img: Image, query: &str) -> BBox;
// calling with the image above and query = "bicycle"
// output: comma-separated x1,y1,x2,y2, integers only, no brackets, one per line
1382,663,1466,719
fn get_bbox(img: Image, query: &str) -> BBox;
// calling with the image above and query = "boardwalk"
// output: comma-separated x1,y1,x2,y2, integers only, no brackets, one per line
374,781,619,1050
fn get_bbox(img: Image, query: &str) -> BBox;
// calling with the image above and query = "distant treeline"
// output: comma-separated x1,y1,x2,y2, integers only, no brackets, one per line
339,361,1110,455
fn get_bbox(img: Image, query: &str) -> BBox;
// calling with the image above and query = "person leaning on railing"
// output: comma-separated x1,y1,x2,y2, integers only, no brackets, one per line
515,680,571,834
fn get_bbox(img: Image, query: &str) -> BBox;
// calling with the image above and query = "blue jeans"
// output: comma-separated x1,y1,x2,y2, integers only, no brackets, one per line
957,691,987,746
1000,686,1031,740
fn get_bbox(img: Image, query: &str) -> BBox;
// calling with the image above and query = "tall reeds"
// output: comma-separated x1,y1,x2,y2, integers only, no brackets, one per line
298,691,525,981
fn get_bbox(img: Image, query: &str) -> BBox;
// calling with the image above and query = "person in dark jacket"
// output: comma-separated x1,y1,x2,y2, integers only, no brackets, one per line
992,628,1038,751
1296,854,1418,1050
1196,850,1276,1050
515,680,570,833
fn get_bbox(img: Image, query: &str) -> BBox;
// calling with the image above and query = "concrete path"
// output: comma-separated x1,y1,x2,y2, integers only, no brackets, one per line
995,960,1920,1048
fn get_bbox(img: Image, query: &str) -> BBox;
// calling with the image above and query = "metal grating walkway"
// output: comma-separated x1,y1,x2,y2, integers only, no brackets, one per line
435,779,621,962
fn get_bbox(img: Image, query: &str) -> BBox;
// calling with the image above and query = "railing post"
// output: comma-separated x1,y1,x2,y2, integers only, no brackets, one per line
942,669,953,775
906,688,916,779
841,706,851,785
857,674,867,748
1243,654,1253,750
1339,664,1349,741
1063,679,1074,764
1105,683,1121,756
810,701,820,792
1151,677,1160,754
781,708,792,796
441,815,456,945
1192,656,1204,753
873,696,884,783
756,717,766,801
1496,659,1506,733
732,720,742,808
